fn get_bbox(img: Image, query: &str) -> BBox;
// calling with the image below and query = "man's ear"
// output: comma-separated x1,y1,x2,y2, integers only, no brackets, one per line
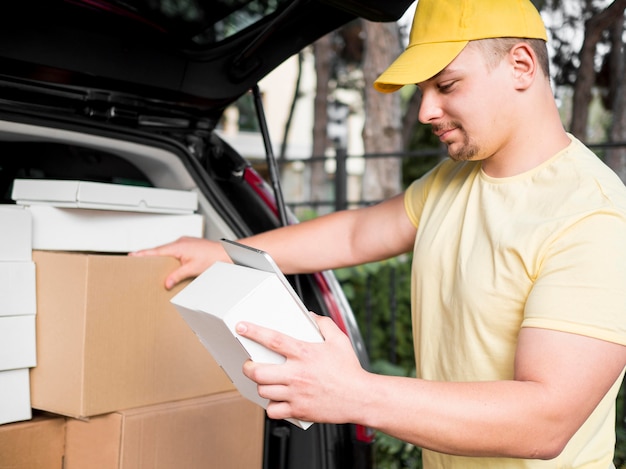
509,43,537,90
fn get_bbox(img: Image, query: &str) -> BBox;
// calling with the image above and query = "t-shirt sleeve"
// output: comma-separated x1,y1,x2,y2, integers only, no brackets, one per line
403,160,453,228
523,210,626,345
404,178,426,228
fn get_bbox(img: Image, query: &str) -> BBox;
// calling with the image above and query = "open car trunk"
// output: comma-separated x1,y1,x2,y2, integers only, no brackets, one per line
0,108,371,468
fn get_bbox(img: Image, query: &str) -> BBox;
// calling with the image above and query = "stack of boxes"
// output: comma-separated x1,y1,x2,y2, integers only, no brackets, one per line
0,179,265,469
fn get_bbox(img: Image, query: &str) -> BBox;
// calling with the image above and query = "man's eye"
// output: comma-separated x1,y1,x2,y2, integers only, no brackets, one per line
438,82,455,93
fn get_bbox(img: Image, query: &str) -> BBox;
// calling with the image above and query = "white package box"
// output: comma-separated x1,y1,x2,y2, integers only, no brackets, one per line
25,205,204,253
0,205,32,261
0,315,36,371
171,261,323,430
0,262,36,316
12,179,198,214
0,368,32,425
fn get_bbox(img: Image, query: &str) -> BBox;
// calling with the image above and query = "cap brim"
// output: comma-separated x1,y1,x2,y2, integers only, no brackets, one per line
373,41,469,93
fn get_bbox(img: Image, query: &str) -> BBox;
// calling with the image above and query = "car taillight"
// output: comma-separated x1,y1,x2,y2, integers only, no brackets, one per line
312,271,347,331
356,423,376,443
243,168,281,219
313,271,375,444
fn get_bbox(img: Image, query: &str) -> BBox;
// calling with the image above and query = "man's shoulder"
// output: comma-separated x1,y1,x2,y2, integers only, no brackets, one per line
562,136,626,213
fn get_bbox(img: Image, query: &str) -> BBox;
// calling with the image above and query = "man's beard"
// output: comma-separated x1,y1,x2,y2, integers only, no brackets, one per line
433,123,479,162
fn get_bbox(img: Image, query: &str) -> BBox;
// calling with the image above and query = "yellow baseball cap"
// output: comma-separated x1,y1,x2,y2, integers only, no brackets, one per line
374,0,548,93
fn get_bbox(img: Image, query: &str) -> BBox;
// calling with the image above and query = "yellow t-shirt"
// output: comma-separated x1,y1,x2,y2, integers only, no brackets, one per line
404,135,626,468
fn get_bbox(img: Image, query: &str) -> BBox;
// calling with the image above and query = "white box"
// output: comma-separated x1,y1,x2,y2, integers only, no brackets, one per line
0,315,36,371
12,179,198,214
171,261,323,430
25,205,204,253
0,262,36,316
0,205,32,261
0,368,32,425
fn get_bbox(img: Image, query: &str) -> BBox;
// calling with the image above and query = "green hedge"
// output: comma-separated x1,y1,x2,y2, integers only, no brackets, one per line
336,256,423,468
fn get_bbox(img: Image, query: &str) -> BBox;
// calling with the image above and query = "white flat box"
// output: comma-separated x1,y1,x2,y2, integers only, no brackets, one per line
0,262,36,316
0,205,32,261
0,368,32,425
12,179,197,214
0,315,36,371
25,205,204,253
171,261,323,430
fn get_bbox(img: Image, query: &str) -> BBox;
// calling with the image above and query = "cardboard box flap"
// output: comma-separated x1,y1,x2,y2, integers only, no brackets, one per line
171,261,322,429
172,262,322,344
171,305,261,402
12,179,198,214
171,262,274,315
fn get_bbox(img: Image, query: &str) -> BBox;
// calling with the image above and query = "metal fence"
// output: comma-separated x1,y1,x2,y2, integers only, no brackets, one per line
261,141,626,216
279,148,447,215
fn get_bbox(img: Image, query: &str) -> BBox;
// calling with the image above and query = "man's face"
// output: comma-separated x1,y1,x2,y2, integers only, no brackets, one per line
416,43,512,163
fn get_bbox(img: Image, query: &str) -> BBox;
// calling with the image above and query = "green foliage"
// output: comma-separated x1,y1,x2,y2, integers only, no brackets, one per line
235,93,260,132
293,208,320,222
400,91,445,189
335,256,415,374
402,149,441,189
336,256,423,468
615,381,626,468
375,431,423,469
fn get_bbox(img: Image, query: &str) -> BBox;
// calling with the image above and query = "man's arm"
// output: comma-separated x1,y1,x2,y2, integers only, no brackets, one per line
132,193,416,289
240,320,626,459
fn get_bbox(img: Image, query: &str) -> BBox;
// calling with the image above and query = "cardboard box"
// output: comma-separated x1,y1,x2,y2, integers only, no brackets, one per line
24,205,204,253
31,251,235,418
0,315,36,371
12,178,198,214
0,205,32,261
0,368,32,424
171,261,323,430
65,391,264,469
0,414,65,469
0,261,36,317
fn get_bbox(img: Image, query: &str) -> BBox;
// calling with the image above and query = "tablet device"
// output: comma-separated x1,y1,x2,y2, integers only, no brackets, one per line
220,238,318,330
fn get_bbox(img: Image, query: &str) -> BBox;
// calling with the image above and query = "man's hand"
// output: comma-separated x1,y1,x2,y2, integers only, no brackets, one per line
130,236,228,289
236,314,369,425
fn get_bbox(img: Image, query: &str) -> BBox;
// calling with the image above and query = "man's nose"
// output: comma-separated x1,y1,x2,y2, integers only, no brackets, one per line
418,89,443,124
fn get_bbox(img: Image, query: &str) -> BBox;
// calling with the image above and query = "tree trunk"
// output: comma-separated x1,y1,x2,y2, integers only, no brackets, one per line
402,88,422,149
570,0,626,138
311,34,333,205
361,20,404,203
279,52,303,161
605,9,626,181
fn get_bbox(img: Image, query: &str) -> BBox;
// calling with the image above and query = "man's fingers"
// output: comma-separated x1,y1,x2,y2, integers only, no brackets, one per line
236,321,299,358
265,400,297,422
242,359,287,388
164,269,184,290
256,383,290,402
129,243,176,257
313,314,343,340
